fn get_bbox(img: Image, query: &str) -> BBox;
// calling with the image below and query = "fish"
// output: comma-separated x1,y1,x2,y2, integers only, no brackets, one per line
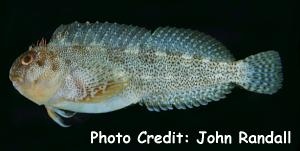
9,21,283,127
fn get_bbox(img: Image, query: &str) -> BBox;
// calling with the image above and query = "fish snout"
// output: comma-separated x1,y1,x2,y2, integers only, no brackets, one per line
9,67,24,84
9,75,23,84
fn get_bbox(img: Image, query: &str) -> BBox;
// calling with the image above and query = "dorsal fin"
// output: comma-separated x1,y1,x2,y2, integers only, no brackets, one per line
143,27,235,61
49,22,234,61
49,21,151,50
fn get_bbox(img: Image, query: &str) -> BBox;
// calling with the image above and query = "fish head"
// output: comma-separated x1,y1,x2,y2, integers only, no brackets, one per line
9,44,64,105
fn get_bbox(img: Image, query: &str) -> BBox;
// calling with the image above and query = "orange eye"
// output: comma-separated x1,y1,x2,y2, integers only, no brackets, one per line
21,54,33,65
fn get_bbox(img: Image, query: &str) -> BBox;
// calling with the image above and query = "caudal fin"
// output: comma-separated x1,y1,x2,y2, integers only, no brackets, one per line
237,51,283,94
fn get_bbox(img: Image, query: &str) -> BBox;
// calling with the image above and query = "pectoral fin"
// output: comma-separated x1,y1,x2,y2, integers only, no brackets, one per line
80,79,128,103
50,66,135,114
62,65,129,104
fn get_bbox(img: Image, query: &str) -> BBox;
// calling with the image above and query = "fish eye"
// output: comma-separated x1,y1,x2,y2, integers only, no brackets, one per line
21,54,33,65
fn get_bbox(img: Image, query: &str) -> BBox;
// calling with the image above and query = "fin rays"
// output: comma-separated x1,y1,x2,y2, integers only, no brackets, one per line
140,83,234,112
46,106,76,127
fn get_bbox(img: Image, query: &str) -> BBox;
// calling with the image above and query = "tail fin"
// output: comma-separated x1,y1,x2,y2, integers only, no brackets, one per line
237,51,283,94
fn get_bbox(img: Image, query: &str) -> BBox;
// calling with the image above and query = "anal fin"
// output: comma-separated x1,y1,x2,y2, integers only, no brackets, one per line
140,83,234,111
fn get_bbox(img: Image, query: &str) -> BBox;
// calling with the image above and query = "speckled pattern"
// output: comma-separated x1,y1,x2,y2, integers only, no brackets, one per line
10,21,282,118
46,22,281,111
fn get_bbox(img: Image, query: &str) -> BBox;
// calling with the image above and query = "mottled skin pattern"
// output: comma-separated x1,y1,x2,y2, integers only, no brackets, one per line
9,22,282,127
53,45,238,109
47,22,238,111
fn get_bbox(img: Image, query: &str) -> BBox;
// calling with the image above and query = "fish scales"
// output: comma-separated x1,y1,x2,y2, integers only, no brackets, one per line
9,21,283,127
49,22,240,111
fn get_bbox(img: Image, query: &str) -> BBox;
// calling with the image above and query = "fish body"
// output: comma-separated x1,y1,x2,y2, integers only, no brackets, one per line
9,21,283,127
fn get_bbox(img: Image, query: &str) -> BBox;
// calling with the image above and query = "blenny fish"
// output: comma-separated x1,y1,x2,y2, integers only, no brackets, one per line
9,21,283,127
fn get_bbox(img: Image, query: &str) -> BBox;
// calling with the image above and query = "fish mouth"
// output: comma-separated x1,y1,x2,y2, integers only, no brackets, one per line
9,66,23,83
10,76,23,83
9,71,25,94
10,75,22,91
9,73,24,84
